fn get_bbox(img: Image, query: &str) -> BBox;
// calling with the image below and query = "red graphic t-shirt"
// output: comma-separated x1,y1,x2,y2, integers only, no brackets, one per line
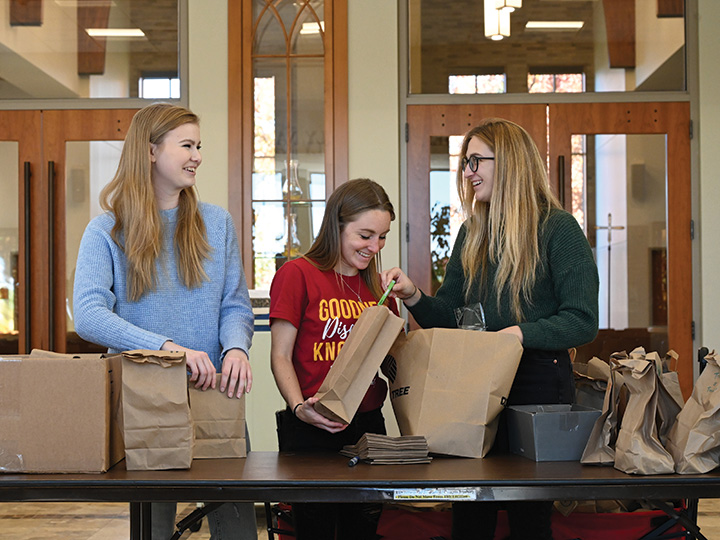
269,257,398,413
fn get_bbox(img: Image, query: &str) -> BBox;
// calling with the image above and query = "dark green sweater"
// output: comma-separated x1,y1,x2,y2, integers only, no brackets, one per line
409,209,599,351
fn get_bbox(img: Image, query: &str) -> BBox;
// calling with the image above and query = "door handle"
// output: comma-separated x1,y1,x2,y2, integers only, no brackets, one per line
23,161,31,353
557,155,566,207
48,160,55,351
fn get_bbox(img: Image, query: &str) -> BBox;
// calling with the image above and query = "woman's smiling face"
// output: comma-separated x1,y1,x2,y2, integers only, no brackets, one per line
336,209,392,275
463,136,496,203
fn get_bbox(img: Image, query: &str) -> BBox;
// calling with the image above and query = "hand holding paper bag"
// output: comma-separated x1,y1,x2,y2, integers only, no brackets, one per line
313,305,405,424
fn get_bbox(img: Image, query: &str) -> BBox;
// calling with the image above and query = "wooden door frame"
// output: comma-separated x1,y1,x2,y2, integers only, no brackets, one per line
549,102,692,397
406,104,548,302
43,109,137,352
0,111,42,353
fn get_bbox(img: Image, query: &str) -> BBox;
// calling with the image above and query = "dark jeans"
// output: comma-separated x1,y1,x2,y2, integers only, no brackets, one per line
452,348,574,540
276,407,386,540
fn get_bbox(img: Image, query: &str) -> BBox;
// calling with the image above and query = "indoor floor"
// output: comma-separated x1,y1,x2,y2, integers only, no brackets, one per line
1,499,720,539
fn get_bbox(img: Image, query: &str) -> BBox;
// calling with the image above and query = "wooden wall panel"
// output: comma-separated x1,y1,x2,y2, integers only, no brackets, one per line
602,0,636,68
10,0,42,26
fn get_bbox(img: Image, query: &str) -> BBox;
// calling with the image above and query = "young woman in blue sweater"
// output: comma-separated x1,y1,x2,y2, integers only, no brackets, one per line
73,103,256,540
383,118,599,540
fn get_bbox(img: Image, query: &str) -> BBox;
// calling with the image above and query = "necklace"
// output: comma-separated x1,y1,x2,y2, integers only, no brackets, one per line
336,272,363,302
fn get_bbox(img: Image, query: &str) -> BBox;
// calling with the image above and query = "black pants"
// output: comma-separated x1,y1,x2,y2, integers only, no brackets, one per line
277,407,386,540
452,348,575,540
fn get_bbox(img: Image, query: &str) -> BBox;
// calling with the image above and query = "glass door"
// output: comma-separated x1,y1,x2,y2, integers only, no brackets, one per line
43,109,137,353
406,101,692,395
549,102,692,397
0,111,41,354
406,104,547,314
0,109,136,354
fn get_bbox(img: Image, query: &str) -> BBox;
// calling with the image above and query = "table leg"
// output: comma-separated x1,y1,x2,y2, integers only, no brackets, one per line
130,502,153,540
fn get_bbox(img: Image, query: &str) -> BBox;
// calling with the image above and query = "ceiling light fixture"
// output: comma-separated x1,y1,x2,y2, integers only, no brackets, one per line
299,21,324,35
56,0,116,6
525,21,585,30
495,0,522,12
484,0,511,40
85,28,146,38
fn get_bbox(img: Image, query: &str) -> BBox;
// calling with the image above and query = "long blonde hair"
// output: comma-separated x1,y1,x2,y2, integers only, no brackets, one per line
457,118,561,321
100,103,211,301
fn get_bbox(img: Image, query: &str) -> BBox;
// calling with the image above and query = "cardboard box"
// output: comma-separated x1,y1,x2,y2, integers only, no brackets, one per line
506,404,601,462
0,352,124,473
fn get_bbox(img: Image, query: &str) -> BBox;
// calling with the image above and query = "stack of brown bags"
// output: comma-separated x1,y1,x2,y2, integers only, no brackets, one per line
581,347,720,474
341,433,432,465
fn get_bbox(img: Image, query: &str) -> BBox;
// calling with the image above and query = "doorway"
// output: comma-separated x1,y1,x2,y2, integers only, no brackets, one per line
0,109,137,354
406,102,692,395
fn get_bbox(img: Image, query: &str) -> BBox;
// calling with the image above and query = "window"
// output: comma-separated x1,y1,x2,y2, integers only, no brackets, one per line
528,73,585,93
409,0,686,94
449,74,506,94
1,2,181,100
229,0,348,289
139,76,180,99
570,134,587,232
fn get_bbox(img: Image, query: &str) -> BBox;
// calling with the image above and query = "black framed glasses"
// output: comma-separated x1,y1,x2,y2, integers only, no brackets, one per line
461,155,494,172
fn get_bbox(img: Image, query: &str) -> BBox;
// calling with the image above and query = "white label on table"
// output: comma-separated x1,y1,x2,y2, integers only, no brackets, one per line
393,488,477,501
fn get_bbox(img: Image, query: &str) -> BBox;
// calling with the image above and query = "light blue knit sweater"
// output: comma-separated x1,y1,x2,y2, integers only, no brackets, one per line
73,203,253,370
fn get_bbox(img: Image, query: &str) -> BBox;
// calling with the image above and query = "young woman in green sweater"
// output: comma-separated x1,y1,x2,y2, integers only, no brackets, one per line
382,118,599,540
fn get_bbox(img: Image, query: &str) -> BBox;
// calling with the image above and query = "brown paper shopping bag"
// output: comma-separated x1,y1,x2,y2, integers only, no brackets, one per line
119,350,193,471
667,350,720,474
613,349,675,475
188,374,247,459
580,357,626,466
314,305,405,424
387,328,523,458
653,350,684,448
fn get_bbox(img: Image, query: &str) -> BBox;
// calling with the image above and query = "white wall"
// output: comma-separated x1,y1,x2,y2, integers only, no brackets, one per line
635,0,685,87
0,0,85,97
348,0,402,436
347,1,401,273
698,1,720,351
187,0,229,209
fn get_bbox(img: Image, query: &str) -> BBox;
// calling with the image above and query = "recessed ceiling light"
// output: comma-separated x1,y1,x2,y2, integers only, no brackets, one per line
86,28,146,38
525,21,585,30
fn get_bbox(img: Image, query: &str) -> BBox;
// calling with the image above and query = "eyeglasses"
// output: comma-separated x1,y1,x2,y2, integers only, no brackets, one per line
461,155,495,172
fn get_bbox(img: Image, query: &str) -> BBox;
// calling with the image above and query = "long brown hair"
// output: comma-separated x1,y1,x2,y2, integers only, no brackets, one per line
100,103,211,301
456,118,561,321
304,178,395,299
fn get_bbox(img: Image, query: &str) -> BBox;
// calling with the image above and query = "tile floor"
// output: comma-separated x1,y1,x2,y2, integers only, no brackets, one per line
1,500,720,539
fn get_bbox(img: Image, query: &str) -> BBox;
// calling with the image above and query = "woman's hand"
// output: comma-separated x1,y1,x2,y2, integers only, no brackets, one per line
381,267,420,306
162,341,216,390
498,325,524,344
295,396,348,433
221,348,253,398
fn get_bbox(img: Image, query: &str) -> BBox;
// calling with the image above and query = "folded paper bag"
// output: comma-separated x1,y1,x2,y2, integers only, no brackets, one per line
188,374,247,459
314,305,405,424
119,350,193,471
